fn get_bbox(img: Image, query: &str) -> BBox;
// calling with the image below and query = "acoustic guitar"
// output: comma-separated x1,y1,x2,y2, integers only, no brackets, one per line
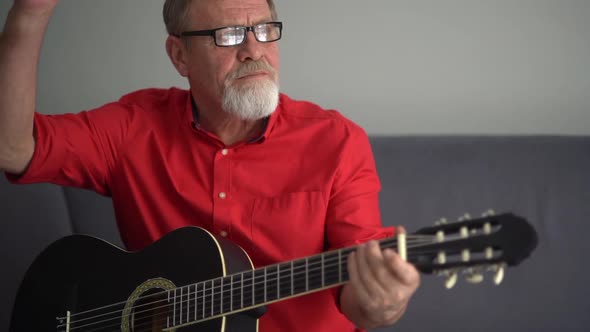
10,212,537,331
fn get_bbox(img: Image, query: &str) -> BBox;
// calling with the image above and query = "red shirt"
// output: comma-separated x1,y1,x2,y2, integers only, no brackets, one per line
9,88,394,331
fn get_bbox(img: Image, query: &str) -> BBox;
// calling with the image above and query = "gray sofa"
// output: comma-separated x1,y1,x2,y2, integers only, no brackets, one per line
1,136,588,331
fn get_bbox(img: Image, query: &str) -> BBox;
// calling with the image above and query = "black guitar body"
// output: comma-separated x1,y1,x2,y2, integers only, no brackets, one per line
10,212,538,332
10,227,259,332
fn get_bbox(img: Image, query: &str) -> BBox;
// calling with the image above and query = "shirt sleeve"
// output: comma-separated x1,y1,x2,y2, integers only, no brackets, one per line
325,125,395,250
5,101,135,196
324,124,395,315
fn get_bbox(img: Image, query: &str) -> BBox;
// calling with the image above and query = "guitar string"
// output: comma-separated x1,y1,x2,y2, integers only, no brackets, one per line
57,238,442,332
98,257,415,332
63,235,434,318
68,248,463,332
61,247,459,332
59,235,434,325
72,259,354,332
132,261,391,332
59,237,436,329
57,237,450,331
66,250,439,332
69,226,503,332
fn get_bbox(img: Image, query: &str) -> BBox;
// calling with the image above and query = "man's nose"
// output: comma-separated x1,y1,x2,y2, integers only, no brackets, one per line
237,31,263,62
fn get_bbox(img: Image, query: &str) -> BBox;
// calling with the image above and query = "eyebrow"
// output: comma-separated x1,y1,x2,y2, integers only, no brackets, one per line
215,17,274,28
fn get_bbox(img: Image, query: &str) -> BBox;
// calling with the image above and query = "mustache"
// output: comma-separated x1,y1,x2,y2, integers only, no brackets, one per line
226,60,276,81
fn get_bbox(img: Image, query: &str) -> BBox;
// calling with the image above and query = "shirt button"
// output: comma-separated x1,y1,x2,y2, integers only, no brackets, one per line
221,149,229,156
220,231,228,237
218,192,227,199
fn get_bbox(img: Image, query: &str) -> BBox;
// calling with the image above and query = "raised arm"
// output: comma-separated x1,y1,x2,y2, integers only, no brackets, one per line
0,0,59,174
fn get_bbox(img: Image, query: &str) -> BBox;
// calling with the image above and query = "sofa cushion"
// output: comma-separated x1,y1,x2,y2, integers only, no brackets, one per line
371,136,590,332
0,177,72,331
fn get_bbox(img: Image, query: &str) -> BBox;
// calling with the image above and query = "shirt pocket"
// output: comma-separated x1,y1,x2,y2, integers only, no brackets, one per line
250,191,327,263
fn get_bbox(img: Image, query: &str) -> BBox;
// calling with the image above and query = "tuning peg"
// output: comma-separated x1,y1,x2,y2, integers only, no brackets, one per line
436,229,446,244
444,271,458,289
464,268,484,284
458,213,472,222
491,264,506,285
460,226,469,238
435,218,448,226
462,249,470,262
482,209,496,217
485,247,494,259
484,223,493,235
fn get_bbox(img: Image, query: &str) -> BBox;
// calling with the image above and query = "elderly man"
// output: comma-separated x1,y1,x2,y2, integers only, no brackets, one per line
0,0,420,331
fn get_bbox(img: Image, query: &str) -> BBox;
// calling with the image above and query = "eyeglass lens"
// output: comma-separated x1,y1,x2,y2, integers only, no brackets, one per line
215,23,281,46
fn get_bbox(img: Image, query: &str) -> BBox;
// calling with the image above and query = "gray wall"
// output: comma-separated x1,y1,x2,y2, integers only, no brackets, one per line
1,0,589,135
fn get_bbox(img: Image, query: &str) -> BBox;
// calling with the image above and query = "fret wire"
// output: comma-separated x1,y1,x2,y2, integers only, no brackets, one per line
202,282,205,320
220,277,224,315
187,285,190,323
186,285,191,322
173,288,177,326
187,286,190,322
207,281,210,319
277,264,280,299
291,261,294,296
180,286,183,324
181,286,185,324
167,290,171,329
178,286,182,324
305,257,309,292
185,285,191,323
195,283,205,320
338,250,342,283
264,268,267,303
251,270,255,307
241,272,244,310
230,275,234,312
321,254,325,287
194,284,197,322
210,280,214,318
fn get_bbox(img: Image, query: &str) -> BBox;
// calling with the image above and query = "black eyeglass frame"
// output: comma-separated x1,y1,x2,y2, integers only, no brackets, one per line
177,21,283,47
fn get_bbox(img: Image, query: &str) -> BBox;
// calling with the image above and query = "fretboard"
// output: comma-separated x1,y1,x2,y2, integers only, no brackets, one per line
164,246,359,329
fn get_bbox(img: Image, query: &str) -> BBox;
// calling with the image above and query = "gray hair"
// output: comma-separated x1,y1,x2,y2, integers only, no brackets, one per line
163,0,278,36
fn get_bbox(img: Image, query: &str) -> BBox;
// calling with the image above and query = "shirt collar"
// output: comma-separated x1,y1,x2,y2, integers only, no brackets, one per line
190,94,280,144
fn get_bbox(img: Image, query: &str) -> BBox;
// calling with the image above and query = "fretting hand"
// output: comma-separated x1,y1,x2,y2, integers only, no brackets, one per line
341,227,420,329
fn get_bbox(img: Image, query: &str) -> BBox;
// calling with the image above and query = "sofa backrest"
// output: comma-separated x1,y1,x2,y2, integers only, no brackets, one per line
371,136,590,332
0,180,73,331
1,136,589,331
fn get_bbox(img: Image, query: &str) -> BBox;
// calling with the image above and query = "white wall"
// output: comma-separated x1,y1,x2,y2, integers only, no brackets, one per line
2,0,589,135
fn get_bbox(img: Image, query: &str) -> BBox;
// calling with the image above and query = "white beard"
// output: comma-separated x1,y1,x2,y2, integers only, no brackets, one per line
221,78,279,121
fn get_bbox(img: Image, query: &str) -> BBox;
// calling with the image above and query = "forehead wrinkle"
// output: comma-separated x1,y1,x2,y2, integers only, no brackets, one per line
191,0,272,29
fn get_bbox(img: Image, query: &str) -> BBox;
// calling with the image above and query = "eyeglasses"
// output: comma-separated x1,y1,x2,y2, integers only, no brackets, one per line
178,22,283,47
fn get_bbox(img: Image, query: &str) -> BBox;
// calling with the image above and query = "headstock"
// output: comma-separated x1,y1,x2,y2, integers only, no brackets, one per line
408,210,538,288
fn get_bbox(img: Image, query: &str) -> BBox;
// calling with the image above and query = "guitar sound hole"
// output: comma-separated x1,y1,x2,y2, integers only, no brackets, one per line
130,289,171,332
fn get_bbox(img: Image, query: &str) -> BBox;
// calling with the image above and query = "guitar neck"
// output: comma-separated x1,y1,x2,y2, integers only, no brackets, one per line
165,241,395,329
14,213,534,332
164,211,536,330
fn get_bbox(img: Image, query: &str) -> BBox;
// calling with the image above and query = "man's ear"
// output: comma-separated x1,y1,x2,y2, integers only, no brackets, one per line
166,35,189,77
